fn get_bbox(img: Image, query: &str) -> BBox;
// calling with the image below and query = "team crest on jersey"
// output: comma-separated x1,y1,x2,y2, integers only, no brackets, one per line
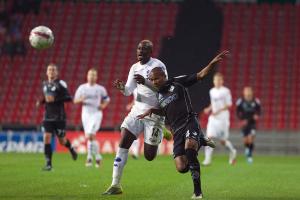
51,86,56,91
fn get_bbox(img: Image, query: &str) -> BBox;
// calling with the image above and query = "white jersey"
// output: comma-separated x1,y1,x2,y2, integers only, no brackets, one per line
123,57,167,115
74,83,110,114
209,86,232,122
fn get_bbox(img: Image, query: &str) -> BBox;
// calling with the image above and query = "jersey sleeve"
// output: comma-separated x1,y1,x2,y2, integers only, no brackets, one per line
255,98,261,115
100,86,110,102
74,85,83,100
235,98,244,119
225,88,232,107
123,65,137,96
173,74,198,87
55,80,72,103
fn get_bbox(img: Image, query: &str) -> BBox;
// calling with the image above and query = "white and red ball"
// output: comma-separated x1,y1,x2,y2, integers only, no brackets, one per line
29,26,54,49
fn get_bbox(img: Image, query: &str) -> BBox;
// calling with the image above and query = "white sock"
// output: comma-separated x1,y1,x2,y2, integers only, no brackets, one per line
204,146,214,163
93,140,102,160
112,148,129,186
87,140,93,160
131,139,140,157
225,140,235,152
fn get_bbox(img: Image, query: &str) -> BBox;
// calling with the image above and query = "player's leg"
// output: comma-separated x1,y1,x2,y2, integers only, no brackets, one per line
143,119,163,161
42,121,53,171
130,138,140,159
56,121,77,160
246,129,255,163
82,112,93,166
43,131,53,171
185,138,202,199
220,123,236,165
203,120,217,165
103,128,136,195
89,112,103,167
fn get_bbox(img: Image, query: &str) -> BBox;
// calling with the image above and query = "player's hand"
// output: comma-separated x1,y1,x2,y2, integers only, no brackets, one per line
45,95,55,103
36,101,40,107
209,50,230,65
137,109,152,119
253,114,259,121
240,120,248,127
134,74,145,84
113,79,125,91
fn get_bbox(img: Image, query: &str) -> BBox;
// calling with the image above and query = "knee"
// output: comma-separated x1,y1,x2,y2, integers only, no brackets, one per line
176,164,189,173
58,138,65,145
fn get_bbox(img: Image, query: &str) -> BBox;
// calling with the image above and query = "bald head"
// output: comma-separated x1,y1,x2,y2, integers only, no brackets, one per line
149,67,167,89
137,39,153,64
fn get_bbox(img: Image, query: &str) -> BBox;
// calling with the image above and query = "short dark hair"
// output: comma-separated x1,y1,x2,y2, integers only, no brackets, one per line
140,39,153,50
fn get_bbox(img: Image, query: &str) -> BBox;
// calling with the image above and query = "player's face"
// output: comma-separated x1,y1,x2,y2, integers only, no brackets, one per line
149,71,166,90
213,76,223,88
137,42,152,64
87,70,97,84
243,87,253,101
46,65,58,80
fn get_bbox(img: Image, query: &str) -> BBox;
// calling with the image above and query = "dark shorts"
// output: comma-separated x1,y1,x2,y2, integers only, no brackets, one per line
241,124,256,137
173,118,204,158
42,121,66,138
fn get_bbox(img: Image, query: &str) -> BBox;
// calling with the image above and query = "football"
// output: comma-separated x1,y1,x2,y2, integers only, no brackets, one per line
29,26,54,49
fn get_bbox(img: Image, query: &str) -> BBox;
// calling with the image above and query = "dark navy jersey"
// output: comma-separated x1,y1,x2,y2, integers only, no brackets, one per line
158,74,199,134
42,79,72,121
236,97,261,125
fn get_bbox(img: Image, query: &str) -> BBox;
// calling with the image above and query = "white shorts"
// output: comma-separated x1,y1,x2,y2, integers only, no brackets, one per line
121,112,164,146
82,111,103,136
206,117,230,140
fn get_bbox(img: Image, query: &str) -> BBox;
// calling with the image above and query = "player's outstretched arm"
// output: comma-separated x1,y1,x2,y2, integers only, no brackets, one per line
197,50,230,80
137,108,164,119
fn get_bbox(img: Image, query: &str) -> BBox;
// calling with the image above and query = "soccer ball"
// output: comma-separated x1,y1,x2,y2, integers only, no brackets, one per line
29,26,54,49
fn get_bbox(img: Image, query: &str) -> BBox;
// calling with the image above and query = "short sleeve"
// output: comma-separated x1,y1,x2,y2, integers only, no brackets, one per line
225,88,232,106
74,85,83,100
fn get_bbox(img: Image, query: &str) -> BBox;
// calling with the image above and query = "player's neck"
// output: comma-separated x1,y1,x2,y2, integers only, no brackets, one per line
48,77,56,82
139,57,151,65
88,82,96,86
215,85,222,89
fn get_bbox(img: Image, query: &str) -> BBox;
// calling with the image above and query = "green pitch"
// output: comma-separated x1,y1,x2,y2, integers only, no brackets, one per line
0,153,299,200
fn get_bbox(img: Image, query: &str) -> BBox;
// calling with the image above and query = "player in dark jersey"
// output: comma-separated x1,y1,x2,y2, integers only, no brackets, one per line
236,86,261,163
36,63,78,171
137,51,229,199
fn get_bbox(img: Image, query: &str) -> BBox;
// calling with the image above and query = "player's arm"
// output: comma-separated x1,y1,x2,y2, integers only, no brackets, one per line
253,98,261,121
114,66,137,96
36,96,45,107
99,88,110,110
137,108,164,119
235,98,244,119
203,104,212,115
197,50,229,80
73,86,85,104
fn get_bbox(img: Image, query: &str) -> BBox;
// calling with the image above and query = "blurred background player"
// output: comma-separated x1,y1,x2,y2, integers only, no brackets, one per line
74,68,110,168
236,86,261,163
36,63,77,171
202,73,236,166
103,40,167,195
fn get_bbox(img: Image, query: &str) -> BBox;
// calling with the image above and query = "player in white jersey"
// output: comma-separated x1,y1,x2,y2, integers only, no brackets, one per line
103,40,167,195
74,68,110,168
202,72,237,165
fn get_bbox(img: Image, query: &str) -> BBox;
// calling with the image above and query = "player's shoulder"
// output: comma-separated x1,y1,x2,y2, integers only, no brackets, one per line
151,58,166,69
236,97,243,106
254,98,261,105
222,86,231,92
96,83,107,90
58,79,68,88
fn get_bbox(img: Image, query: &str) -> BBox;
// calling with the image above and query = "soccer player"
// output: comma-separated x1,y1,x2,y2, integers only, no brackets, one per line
202,73,237,166
36,63,77,171
103,40,167,195
236,86,261,163
137,50,229,199
74,68,110,167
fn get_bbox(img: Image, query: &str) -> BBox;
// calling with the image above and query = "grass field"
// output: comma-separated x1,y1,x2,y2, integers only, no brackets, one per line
0,153,299,200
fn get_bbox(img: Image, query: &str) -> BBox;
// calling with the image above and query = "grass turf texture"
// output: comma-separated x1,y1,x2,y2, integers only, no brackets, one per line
0,153,299,200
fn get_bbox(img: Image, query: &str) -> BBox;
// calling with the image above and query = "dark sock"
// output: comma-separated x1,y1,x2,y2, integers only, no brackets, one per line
248,143,254,157
44,144,52,166
186,148,202,196
64,139,72,149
